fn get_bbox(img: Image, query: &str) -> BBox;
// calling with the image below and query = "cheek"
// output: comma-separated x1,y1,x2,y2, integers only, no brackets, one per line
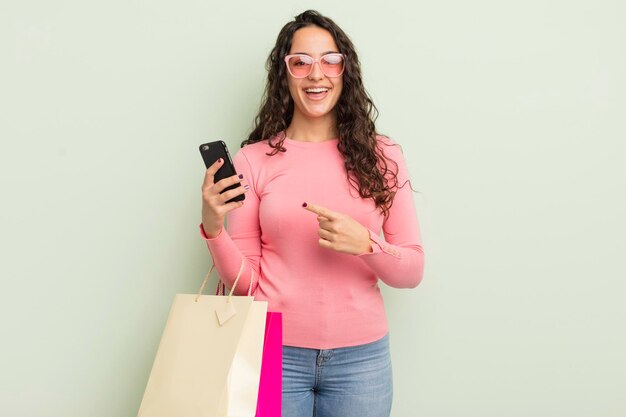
333,79,344,101
287,78,300,100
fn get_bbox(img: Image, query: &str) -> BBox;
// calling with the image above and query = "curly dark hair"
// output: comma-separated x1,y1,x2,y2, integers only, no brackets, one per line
242,10,400,216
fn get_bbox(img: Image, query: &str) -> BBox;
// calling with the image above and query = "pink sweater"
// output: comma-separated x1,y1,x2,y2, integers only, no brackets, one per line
201,135,424,349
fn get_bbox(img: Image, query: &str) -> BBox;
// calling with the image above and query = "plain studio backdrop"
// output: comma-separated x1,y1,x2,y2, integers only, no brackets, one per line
1,0,624,416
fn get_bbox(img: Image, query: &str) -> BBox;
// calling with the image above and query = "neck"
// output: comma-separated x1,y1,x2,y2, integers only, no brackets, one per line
286,112,338,143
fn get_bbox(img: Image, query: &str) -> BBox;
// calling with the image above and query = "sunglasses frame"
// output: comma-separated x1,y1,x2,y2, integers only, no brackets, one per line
283,53,345,78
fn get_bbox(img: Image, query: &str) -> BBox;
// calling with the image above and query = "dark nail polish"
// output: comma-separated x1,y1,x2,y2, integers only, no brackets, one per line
218,158,223,163
302,202,307,207
238,174,244,179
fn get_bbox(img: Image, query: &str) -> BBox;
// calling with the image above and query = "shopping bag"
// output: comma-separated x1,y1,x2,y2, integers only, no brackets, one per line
137,261,268,417
255,311,282,417
216,288,283,416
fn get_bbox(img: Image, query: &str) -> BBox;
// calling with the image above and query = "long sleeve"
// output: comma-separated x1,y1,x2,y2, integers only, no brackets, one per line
200,150,261,295
357,141,425,288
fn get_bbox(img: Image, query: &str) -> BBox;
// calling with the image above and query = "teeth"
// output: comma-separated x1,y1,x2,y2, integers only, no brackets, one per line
305,87,329,93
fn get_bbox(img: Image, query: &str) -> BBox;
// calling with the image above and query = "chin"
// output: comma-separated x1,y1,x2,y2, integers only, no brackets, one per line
298,100,338,119
303,108,333,118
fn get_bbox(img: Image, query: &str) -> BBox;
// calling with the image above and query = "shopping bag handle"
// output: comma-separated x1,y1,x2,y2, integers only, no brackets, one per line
214,265,254,298
194,257,251,302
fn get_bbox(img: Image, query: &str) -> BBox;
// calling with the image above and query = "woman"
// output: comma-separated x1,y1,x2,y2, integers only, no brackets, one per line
200,10,424,417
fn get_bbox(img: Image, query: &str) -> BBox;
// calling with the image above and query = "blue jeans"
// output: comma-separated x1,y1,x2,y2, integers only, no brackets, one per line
282,334,393,417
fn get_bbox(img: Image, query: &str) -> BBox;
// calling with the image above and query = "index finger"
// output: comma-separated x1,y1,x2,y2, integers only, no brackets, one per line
202,158,224,188
303,202,338,220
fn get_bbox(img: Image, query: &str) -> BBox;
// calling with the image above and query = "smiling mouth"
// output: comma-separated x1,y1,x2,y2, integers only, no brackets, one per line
304,87,330,99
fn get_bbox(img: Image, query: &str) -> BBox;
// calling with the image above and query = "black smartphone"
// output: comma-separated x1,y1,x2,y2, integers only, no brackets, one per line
199,141,245,203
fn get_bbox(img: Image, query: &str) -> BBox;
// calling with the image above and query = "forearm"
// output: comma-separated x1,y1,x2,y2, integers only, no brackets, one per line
199,225,260,295
358,231,424,288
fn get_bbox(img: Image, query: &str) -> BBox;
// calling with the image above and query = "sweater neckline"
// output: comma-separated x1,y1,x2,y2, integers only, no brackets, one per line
283,136,339,148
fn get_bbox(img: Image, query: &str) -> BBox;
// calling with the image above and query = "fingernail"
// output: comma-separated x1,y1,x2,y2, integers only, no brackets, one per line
302,202,307,207
238,174,244,179
218,158,223,163
244,185,250,190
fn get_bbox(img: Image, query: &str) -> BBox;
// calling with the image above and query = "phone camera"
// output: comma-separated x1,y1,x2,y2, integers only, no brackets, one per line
201,145,209,151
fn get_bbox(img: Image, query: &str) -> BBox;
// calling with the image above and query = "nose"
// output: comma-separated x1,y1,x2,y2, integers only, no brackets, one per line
308,61,324,80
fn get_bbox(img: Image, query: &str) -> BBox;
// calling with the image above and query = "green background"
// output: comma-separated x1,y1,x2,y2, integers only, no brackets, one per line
1,0,625,416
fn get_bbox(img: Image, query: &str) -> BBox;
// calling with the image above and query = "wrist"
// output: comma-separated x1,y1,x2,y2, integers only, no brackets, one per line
201,223,223,239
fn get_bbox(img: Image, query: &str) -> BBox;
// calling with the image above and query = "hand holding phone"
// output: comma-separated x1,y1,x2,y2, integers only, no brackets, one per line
199,141,245,204
200,141,247,238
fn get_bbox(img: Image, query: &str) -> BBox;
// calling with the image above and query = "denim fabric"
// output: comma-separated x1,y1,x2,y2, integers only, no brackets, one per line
282,334,393,417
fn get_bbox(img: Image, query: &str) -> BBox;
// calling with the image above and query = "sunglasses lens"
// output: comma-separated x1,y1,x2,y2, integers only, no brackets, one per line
321,55,344,76
287,55,314,77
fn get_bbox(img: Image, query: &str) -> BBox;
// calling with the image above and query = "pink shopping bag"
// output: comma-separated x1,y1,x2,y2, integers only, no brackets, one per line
256,311,282,417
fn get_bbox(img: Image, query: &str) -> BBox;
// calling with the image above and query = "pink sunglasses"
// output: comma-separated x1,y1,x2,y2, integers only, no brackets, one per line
284,53,345,78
